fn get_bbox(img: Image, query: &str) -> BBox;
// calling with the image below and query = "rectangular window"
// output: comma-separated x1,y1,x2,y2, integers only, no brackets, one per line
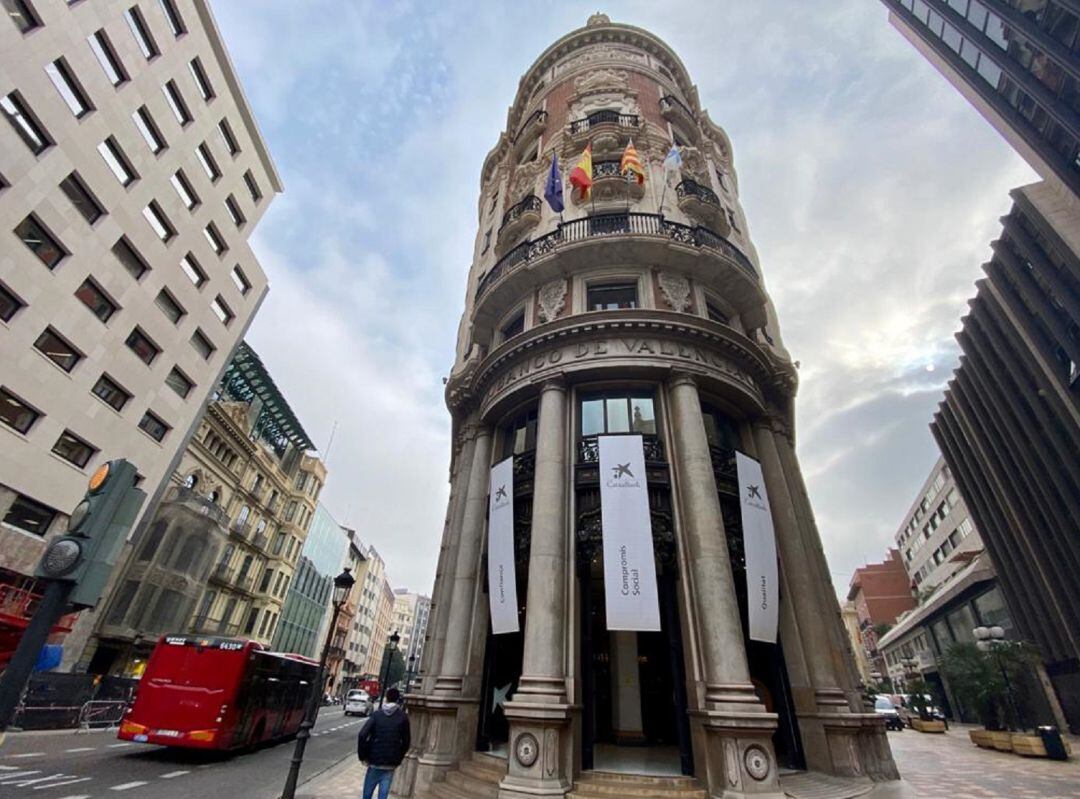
706,301,729,324
88,30,128,86
587,282,638,310
16,215,67,269
196,142,221,181
189,57,215,101
165,367,193,398
59,173,105,224
162,80,192,126
112,237,149,280
138,410,170,442
52,429,97,467
125,326,160,365
143,201,175,242
124,6,159,60
155,288,185,324
97,138,138,186
204,222,226,254
0,387,41,433
244,170,262,202
170,169,199,209
45,59,93,118
217,118,240,155
225,195,245,227
180,253,207,287
501,312,524,340
0,282,24,322
230,266,251,295
75,278,117,322
2,0,39,33
133,106,166,153
191,328,215,360
2,493,56,537
1,92,51,155
157,0,185,37
211,295,234,326
91,374,131,411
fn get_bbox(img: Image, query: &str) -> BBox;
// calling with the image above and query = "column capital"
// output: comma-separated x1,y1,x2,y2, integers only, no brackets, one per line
668,369,698,390
538,374,567,393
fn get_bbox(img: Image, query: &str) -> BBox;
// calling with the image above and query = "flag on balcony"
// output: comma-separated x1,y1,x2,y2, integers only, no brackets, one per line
620,139,645,185
544,151,564,213
663,144,682,175
569,143,593,200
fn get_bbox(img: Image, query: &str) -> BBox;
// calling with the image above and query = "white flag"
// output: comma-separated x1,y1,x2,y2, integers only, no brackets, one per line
488,457,519,634
736,452,779,643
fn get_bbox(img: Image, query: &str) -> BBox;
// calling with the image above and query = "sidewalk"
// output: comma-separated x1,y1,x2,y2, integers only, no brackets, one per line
294,754,367,799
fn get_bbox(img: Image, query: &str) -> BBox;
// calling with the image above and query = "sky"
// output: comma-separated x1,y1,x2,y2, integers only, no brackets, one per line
210,1,1037,599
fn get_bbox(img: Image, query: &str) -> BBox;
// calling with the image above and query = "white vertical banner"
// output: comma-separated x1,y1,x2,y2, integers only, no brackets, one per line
599,435,661,631
488,457,519,634
736,451,779,643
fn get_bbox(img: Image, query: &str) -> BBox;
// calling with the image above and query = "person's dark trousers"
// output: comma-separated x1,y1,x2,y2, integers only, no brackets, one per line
363,766,394,799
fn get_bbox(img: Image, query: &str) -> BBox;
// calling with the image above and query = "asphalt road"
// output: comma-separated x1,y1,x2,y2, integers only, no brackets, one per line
0,707,363,799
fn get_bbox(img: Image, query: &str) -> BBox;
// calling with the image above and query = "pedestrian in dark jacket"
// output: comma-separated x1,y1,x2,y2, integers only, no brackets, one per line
357,687,411,799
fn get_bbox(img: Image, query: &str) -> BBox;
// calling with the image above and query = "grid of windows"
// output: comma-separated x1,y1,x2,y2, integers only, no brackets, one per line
75,279,117,322
91,374,131,412
2,93,51,155
0,387,40,434
15,215,66,269
88,30,128,86
45,59,93,118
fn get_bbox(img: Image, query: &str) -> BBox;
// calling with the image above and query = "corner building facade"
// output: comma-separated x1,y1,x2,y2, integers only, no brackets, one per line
398,17,899,799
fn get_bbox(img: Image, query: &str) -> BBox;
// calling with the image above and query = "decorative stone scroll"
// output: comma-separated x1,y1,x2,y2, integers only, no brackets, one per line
657,272,691,312
537,279,568,323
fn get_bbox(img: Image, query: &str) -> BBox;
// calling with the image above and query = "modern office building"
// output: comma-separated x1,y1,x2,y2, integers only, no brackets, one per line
892,456,982,593
83,342,326,674
881,0,1079,199
273,502,349,658
397,15,900,799
394,589,431,679
879,0,1079,736
0,0,280,666
847,551,918,678
328,526,364,695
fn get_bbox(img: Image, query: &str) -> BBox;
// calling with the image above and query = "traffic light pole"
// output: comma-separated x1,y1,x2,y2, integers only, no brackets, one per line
0,579,74,736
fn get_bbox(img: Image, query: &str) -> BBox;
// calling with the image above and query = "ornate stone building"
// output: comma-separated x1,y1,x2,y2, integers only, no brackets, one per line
396,16,899,799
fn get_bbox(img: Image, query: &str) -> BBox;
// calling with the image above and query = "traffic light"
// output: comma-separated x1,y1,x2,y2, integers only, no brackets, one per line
35,459,146,609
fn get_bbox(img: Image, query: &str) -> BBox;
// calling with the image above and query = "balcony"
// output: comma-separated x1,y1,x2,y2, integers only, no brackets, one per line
234,572,255,594
577,433,666,465
251,532,270,553
497,194,542,252
675,179,727,232
588,160,645,204
164,486,227,527
566,110,640,151
191,615,240,637
511,108,548,159
569,110,639,136
230,519,251,540
659,94,695,127
209,563,234,585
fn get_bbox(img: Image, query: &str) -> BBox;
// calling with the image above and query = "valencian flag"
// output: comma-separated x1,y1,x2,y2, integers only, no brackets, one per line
544,151,564,213
620,138,645,185
568,143,593,200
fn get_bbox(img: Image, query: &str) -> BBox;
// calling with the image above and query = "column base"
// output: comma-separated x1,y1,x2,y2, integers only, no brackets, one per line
497,699,573,799
696,708,786,798
391,696,427,798
796,712,899,780
412,694,478,793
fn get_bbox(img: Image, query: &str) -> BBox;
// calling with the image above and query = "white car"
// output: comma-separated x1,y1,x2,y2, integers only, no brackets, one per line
344,689,372,717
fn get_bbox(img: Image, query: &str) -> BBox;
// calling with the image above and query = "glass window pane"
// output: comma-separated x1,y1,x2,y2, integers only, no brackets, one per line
985,12,1008,48
92,375,129,411
124,6,159,59
581,399,604,435
630,397,655,433
88,31,127,85
1,93,50,154
2,494,56,536
18,216,66,269
59,174,104,224
189,57,214,101
976,53,1003,86
45,60,91,117
113,238,148,280
75,279,116,321
180,254,206,286
966,0,988,32
53,430,96,467
191,329,215,359
0,282,24,322
2,0,39,33
606,398,630,432
163,80,191,125
133,107,165,152
98,138,137,186
0,387,40,433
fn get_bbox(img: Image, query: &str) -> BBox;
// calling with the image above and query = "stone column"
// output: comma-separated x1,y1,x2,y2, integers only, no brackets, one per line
500,378,573,798
415,424,492,792
667,373,784,798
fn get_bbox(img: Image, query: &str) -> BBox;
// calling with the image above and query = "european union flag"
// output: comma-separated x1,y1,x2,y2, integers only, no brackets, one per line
544,152,564,213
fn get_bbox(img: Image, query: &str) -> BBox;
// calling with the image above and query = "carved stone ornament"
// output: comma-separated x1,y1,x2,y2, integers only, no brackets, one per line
574,67,629,94
657,272,691,312
511,159,545,199
538,280,568,323
725,739,740,787
743,745,771,781
514,732,539,767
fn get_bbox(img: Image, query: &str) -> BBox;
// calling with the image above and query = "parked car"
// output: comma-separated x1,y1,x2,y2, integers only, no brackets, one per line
873,695,904,731
893,693,946,727
344,689,372,717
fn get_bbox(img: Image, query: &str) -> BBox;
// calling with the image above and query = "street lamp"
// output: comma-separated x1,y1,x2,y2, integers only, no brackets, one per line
280,568,355,799
378,630,401,708
974,625,1021,730
406,653,417,693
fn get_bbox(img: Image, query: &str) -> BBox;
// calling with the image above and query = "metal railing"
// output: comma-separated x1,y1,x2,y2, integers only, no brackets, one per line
659,94,695,120
0,585,78,631
568,109,639,135
476,211,755,300
210,563,234,584
76,700,128,732
675,178,720,208
512,109,547,143
577,433,666,465
499,195,542,232
592,160,623,179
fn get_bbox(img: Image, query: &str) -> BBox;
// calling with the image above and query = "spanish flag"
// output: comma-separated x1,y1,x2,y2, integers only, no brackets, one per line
569,143,593,200
621,138,645,185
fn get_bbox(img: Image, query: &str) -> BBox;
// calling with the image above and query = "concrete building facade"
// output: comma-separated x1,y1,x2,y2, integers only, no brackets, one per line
395,16,900,799
0,0,280,666
847,551,917,679
328,528,364,695
394,589,431,680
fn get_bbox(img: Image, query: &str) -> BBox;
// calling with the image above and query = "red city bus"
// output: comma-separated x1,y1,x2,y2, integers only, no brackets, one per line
118,634,318,750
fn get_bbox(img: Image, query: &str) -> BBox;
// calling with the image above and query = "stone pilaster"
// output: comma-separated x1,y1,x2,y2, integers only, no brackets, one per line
500,377,573,798
667,372,784,798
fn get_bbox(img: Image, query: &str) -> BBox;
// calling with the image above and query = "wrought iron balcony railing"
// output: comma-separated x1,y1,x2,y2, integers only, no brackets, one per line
568,110,639,135
499,194,542,232
675,179,720,208
512,109,548,144
592,160,623,179
476,211,755,301
576,433,666,465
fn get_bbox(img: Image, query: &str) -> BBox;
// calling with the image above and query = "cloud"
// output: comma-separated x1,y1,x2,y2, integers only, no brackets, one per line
211,1,1038,598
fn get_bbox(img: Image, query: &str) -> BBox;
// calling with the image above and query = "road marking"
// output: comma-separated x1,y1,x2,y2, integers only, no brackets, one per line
5,773,85,788
0,765,19,770
53,795,91,799
33,777,92,790
110,781,149,791
107,743,133,748
159,770,190,779
64,747,96,753
10,752,45,758
0,770,41,781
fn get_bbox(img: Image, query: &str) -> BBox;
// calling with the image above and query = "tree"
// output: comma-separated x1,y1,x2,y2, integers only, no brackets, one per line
939,640,1040,730
384,648,406,688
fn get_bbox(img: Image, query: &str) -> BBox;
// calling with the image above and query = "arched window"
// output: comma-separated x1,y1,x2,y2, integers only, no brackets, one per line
208,489,220,503
237,505,250,525
256,519,267,534
174,535,203,574
183,473,198,489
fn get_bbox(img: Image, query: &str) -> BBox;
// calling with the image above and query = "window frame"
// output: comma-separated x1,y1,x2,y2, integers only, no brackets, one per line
191,328,215,360
125,326,161,365
211,295,234,326
2,493,57,537
162,79,192,126
88,29,128,86
165,366,194,398
585,280,639,311
45,58,94,118
3,0,40,34
157,0,186,37
138,410,170,442
124,5,160,60
59,172,106,225
143,201,176,243
0,281,25,323
75,277,118,322
224,195,245,228
1,92,51,155
97,137,138,186
133,105,166,154
154,287,186,324
112,237,149,280
196,141,221,182
243,169,262,203
180,253,207,287
203,222,227,255
217,118,240,156
16,214,67,270
189,57,215,101
90,373,132,412
0,386,42,434
170,169,200,209
52,429,97,468
230,265,252,295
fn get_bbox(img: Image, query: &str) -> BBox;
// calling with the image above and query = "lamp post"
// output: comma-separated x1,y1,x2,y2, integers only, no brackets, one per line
406,653,417,693
974,625,1020,730
280,567,355,799
378,630,401,708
